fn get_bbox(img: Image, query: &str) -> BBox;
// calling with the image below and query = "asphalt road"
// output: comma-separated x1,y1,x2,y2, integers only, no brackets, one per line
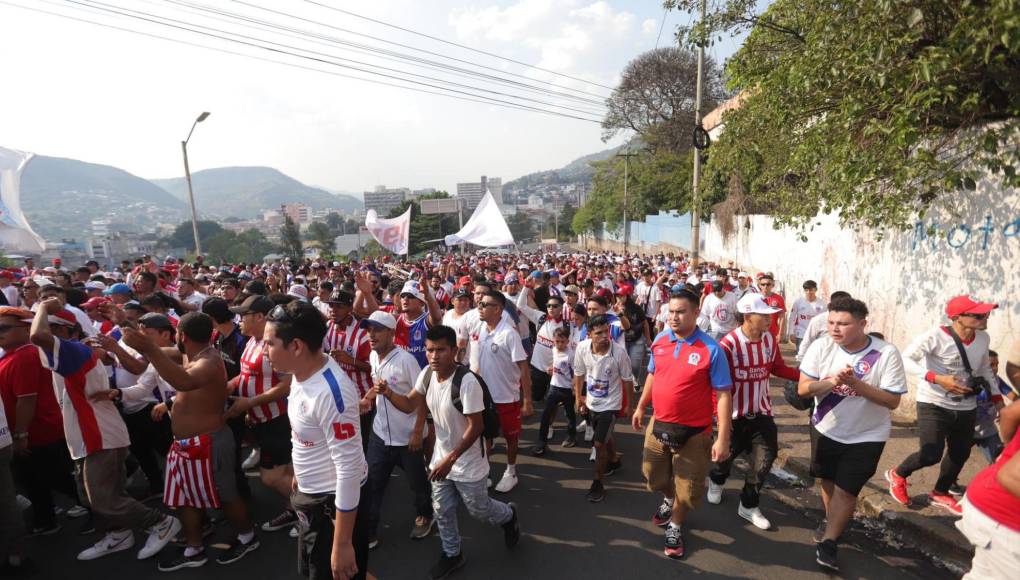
22,406,958,580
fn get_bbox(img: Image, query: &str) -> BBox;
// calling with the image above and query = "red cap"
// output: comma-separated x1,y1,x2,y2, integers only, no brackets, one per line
945,295,997,318
0,271,13,280
81,297,110,310
50,310,77,326
52,258,62,265
617,283,634,297
458,276,472,286
595,288,614,301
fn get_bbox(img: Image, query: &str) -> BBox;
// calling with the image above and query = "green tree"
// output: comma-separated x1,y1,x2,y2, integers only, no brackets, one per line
506,212,534,243
163,220,224,253
279,215,304,261
385,191,458,254
306,222,335,252
668,0,1020,230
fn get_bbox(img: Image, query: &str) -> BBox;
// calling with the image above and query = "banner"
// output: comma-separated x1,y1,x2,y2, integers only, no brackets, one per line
445,190,514,247
0,147,45,254
365,205,410,255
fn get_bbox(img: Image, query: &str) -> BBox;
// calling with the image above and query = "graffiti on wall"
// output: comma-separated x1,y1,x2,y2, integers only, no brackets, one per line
913,215,1020,251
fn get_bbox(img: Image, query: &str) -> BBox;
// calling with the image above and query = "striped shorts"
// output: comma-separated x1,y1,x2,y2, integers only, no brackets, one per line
164,426,236,509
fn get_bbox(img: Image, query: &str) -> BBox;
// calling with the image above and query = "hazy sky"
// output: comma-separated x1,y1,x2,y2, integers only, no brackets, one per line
0,0,744,195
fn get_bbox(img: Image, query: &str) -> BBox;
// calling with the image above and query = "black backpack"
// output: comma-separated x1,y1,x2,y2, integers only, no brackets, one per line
423,364,501,446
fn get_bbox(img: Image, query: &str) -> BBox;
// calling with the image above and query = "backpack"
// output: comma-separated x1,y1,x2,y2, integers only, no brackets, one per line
423,364,501,447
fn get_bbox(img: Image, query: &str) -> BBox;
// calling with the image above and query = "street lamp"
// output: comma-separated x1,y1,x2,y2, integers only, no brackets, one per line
182,111,210,256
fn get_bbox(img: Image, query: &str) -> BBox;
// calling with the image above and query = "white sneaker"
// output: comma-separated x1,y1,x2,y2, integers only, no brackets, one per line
494,470,518,493
706,481,723,505
138,514,181,559
738,503,771,530
584,423,594,442
589,447,596,462
66,505,89,518
242,448,261,471
576,419,587,432
547,426,554,440
77,530,135,561
16,494,31,511
288,526,298,539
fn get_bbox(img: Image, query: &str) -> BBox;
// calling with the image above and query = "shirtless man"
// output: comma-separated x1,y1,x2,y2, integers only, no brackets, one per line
123,312,259,571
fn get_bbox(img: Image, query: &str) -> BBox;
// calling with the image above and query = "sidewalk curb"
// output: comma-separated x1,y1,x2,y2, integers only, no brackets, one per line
772,449,973,573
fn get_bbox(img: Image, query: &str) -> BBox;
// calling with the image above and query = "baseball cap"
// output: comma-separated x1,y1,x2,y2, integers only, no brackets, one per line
945,295,997,318
230,295,275,315
399,281,425,302
529,270,543,279
360,311,397,330
505,273,519,284
49,310,77,327
327,289,355,306
452,288,470,299
617,283,634,297
244,280,269,296
103,283,132,296
80,297,109,310
287,285,308,300
737,294,782,315
737,271,750,278
138,313,174,332
84,281,107,292
564,284,580,295
457,275,472,286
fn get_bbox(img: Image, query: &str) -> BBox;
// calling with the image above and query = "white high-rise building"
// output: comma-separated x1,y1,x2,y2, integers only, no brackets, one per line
456,176,502,211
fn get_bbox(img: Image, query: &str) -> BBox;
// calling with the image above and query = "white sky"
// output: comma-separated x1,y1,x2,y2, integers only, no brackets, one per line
0,0,743,195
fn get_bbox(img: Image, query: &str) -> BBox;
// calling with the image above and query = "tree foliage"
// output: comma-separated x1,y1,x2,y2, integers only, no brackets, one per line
163,220,225,253
667,0,1020,230
279,215,304,261
305,222,335,252
204,229,277,264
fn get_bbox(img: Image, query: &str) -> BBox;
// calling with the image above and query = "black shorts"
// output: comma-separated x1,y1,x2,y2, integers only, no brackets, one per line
589,410,617,444
251,415,292,469
293,484,371,580
809,428,885,496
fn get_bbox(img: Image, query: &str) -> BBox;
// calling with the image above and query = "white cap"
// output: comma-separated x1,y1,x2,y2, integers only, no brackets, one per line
737,293,782,315
399,280,425,302
84,281,107,291
360,310,397,330
287,284,308,300
738,271,750,278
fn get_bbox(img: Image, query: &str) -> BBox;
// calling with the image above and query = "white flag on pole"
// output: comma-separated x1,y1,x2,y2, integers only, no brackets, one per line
445,190,514,247
0,147,45,254
365,205,411,255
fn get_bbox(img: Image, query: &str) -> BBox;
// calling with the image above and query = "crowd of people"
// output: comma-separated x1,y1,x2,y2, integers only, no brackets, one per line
0,250,1017,580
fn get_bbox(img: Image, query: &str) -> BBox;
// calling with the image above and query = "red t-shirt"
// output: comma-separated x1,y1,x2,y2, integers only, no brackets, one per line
647,328,733,428
763,293,786,338
0,343,64,447
966,431,1020,532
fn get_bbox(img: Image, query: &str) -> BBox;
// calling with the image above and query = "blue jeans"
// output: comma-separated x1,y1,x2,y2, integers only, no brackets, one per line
626,337,647,389
432,477,513,557
366,433,432,538
975,433,1004,464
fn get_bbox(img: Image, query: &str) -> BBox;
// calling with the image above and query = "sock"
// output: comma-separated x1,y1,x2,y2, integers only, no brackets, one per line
184,546,204,557
238,530,255,545
663,497,674,506
505,464,517,476
667,522,681,531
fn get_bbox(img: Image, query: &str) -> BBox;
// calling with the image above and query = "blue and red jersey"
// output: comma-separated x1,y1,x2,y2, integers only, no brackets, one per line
394,312,430,369
647,327,732,428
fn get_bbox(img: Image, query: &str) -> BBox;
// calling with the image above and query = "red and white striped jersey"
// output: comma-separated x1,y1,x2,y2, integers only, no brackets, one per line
718,327,800,419
324,316,373,398
237,337,287,423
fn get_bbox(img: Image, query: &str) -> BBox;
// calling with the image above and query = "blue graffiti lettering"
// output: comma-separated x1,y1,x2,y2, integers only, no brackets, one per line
913,216,1020,252
979,215,994,250
946,225,971,248
1004,218,1020,239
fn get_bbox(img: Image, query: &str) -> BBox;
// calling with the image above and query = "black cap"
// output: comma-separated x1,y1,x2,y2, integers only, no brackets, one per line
327,289,355,306
452,288,470,299
230,295,275,315
244,280,268,296
138,313,174,332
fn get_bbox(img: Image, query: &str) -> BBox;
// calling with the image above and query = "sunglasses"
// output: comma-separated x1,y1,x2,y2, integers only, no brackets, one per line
479,302,499,309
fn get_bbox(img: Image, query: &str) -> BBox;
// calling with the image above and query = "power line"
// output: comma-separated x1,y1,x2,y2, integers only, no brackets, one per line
232,0,612,100
295,0,615,91
0,0,602,123
64,0,606,118
654,7,668,49
158,0,608,109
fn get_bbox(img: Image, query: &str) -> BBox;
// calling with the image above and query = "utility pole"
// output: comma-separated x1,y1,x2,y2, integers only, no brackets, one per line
616,149,638,254
182,111,210,257
690,0,707,267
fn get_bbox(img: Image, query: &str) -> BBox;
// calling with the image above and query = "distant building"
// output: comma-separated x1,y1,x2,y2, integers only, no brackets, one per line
410,187,437,199
527,194,544,209
364,185,410,216
456,176,502,211
281,203,313,224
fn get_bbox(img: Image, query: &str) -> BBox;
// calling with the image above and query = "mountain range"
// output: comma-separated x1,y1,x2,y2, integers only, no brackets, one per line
503,144,622,191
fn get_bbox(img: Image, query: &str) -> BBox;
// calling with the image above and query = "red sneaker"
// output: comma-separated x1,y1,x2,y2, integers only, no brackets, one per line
884,469,911,506
929,492,963,516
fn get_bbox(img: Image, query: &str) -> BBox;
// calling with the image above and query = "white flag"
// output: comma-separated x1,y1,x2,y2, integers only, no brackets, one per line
365,205,411,255
0,147,45,254
445,190,514,247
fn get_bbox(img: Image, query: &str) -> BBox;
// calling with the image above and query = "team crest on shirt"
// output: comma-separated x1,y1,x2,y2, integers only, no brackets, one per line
490,343,499,353
414,330,422,341
854,359,872,375
687,353,701,365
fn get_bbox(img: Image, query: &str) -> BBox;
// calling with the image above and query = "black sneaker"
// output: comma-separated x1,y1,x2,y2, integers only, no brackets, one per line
260,510,297,532
816,539,839,571
663,525,684,559
948,483,966,497
605,459,622,477
158,548,208,572
586,480,606,503
502,503,520,547
428,552,466,580
215,537,260,565
531,444,547,457
812,519,827,543
30,522,61,536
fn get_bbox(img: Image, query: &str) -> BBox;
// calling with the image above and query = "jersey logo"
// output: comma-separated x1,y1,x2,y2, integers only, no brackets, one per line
853,359,872,376
332,422,356,440
687,353,702,365
490,343,499,353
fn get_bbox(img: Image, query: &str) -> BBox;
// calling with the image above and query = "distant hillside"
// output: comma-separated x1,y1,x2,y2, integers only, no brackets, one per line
504,145,622,191
152,166,363,218
20,155,186,240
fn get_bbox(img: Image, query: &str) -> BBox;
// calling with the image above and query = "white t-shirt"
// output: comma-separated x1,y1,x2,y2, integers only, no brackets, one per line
789,297,827,339
370,347,424,446
635,280,662,319
550,348,573,390
573,339,633,413
288,357,367,511
181,292,207,310
531,318,565,372
414,368,488,483
112,341,146,414
0,387,10,449
698,292,739,335
800,335,907,444
902,326,995,412
41,338,130,460
455,308,514,357
119,363,176,408
796,311,829,362
469,319,527,404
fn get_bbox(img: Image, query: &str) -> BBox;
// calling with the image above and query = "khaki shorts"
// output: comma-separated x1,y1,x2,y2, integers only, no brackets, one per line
641,419,713,511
